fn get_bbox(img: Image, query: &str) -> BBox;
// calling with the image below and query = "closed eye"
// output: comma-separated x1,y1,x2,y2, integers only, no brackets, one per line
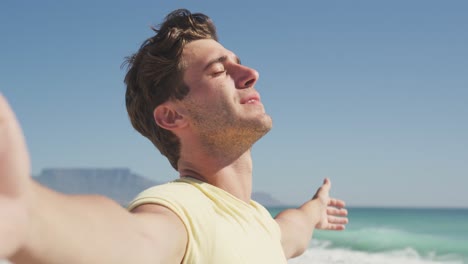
211,69,226,77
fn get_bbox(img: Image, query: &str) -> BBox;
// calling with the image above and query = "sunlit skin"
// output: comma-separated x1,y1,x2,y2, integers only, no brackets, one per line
175,39,272,158
154,39,274,201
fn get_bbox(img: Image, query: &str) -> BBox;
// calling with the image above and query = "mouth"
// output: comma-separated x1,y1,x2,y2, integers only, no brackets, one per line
241,93,261,104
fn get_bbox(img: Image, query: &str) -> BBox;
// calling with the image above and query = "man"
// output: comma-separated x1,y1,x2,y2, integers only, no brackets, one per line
0,9,347,263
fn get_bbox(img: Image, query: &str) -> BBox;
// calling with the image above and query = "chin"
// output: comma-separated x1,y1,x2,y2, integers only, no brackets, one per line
260,113,273,130
253,117,273,137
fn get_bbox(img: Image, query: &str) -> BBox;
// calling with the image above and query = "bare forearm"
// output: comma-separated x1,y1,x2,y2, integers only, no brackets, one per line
275,179,348,259
11,182,156,264
275,200,321,258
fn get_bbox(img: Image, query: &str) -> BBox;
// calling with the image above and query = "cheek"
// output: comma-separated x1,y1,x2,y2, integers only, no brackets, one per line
214,82,237,103
188,80,237,109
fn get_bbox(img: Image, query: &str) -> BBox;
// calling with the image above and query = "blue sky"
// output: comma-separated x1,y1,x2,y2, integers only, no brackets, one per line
1,1,467,207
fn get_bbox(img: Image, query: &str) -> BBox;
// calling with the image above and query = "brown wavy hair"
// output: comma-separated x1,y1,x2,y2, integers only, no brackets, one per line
124,9,218,170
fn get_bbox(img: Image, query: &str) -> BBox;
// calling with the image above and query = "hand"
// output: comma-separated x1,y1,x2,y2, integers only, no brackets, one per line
312,178,348,230
0,95,32,258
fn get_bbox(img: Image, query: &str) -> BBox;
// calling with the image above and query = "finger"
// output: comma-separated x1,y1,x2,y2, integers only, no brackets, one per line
328,215,349,225
322,178,331,192
327,224,346,231
313,178,331,200
328,198,346,208
327,207,348,216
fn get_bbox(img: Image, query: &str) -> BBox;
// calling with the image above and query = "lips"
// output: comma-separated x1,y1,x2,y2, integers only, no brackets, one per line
241,93,261,104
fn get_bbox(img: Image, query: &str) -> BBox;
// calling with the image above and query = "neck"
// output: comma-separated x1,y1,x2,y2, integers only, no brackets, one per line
178,143,254,203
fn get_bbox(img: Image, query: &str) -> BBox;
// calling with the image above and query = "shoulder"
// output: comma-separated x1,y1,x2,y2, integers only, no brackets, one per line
131,203,187,263
128,179,211,212
127,178,216,239
250,201,282,237
129,178,218,263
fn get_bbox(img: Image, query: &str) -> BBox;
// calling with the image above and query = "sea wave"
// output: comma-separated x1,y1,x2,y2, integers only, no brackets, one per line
288,244,465,264
314,227,468,260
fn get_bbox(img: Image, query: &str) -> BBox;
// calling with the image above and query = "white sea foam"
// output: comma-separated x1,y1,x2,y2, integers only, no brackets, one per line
288,247,465,264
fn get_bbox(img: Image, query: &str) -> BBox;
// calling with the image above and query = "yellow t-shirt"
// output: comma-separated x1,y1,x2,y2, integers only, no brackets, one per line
128,177,287,264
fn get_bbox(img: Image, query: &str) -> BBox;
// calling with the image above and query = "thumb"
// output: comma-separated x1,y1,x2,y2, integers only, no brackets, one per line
0,94,31,197
321,178,331,192
313,178,331,200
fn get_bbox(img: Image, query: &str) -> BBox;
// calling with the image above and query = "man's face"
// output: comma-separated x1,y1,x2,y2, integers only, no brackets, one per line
179,39,272,149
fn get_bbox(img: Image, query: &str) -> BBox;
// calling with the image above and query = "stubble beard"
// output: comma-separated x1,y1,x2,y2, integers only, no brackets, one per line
188,105,272,159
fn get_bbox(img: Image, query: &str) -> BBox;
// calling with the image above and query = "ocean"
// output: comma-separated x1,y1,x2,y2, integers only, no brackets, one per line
267,207,468,264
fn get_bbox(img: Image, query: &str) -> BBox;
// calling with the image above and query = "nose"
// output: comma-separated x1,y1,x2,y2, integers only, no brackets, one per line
234,64,259,89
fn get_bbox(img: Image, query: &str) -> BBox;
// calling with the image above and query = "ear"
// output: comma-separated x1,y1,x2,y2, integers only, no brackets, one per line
153,103,187,130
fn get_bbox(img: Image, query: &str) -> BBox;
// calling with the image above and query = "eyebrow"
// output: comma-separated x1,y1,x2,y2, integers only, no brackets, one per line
203,55,241,72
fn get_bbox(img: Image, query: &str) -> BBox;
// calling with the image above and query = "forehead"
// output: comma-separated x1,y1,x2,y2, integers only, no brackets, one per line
182,39,233,68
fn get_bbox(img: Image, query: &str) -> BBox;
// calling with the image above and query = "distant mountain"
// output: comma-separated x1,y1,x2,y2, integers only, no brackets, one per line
35,168,159,206
35,168,283,207
252,192,284,207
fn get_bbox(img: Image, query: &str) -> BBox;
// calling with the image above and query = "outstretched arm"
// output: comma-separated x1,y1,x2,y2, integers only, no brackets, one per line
274,178,348,259
0,95,187,264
